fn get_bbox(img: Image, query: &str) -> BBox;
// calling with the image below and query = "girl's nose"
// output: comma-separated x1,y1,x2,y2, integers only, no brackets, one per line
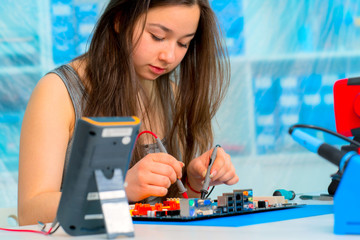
158,43,176,64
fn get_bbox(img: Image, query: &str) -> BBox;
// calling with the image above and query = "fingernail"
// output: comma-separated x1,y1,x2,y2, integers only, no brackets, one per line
202,170,207,178
181,162,185,167
210,170,217,178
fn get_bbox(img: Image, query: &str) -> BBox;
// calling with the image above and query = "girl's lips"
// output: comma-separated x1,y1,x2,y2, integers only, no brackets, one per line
149,65,166,75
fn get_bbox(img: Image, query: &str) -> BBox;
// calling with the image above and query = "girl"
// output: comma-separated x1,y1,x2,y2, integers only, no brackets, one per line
18,0,239,226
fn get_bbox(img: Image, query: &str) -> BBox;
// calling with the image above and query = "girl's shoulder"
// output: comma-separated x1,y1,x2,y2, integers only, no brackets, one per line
25,68,76,134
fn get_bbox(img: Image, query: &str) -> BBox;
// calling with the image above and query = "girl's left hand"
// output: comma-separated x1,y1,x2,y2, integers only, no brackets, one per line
186,147,239,193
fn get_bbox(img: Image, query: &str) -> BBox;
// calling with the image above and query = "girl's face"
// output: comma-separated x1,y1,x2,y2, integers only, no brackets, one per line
132,4,200,82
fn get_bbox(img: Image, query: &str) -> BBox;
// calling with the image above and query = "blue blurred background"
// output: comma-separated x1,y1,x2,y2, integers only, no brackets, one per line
0,0,359,209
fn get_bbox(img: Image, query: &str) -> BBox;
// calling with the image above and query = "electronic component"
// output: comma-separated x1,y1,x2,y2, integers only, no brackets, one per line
131,189,302,222
257,200,267,208
130,199,180,217
253,196,287,208
180,198,213,217
217,189,253,213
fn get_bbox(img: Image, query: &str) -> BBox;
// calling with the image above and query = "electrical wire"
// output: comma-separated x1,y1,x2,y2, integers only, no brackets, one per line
49,223,60,234
0,226,53,235
205,186,215,198
47,217,60,235
0,218,60,236
135,130,158,142
289,124,360,147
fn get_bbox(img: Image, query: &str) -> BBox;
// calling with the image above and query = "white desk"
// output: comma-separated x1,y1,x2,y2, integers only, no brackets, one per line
0,214,359,240
1,198,359,240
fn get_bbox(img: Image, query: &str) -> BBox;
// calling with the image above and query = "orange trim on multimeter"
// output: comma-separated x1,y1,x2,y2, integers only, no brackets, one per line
82,116,140,126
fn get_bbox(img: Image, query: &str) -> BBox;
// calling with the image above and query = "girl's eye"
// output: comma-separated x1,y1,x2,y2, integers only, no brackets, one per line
151,34,164,41
150,32,189,48
178,42,188,48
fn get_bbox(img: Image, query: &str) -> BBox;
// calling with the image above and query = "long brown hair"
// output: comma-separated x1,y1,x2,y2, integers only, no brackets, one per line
80,0,230,198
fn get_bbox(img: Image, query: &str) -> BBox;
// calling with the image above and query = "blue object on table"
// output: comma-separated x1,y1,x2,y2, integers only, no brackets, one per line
133,205,333,227
334,154,360,235
289,126,360,235
273,189,296,200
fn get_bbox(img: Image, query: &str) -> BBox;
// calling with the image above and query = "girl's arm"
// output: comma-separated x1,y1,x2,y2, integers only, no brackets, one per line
18,73,75,226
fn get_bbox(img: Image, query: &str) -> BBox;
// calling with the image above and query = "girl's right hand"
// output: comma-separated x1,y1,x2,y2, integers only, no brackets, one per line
124,153,184,202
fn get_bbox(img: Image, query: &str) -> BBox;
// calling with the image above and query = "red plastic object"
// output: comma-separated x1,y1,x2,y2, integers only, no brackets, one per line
163,200,180,210
131,200,180,217
333,78,360,137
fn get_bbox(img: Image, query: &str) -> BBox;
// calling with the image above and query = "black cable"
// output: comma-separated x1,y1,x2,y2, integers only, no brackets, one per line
49,223,60,235
289,124,360,147
205,186,215,198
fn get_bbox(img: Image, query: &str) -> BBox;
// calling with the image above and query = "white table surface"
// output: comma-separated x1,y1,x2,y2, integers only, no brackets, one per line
1,214,359,240
1,196,359,240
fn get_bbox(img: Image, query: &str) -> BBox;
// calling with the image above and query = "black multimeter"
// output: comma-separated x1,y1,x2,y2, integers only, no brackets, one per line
57,116,140,237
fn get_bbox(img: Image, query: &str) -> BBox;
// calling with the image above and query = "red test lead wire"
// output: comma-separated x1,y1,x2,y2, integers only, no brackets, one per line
0,227,53,235
0,214,59,236
136,130,188,199
135,130,158,142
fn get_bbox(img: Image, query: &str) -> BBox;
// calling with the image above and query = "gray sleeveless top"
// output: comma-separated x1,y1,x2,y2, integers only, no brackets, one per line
48,64,162,204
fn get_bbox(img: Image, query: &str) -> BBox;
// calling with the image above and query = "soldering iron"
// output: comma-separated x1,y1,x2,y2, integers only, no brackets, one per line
288,124,360,235
288,127,353,167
